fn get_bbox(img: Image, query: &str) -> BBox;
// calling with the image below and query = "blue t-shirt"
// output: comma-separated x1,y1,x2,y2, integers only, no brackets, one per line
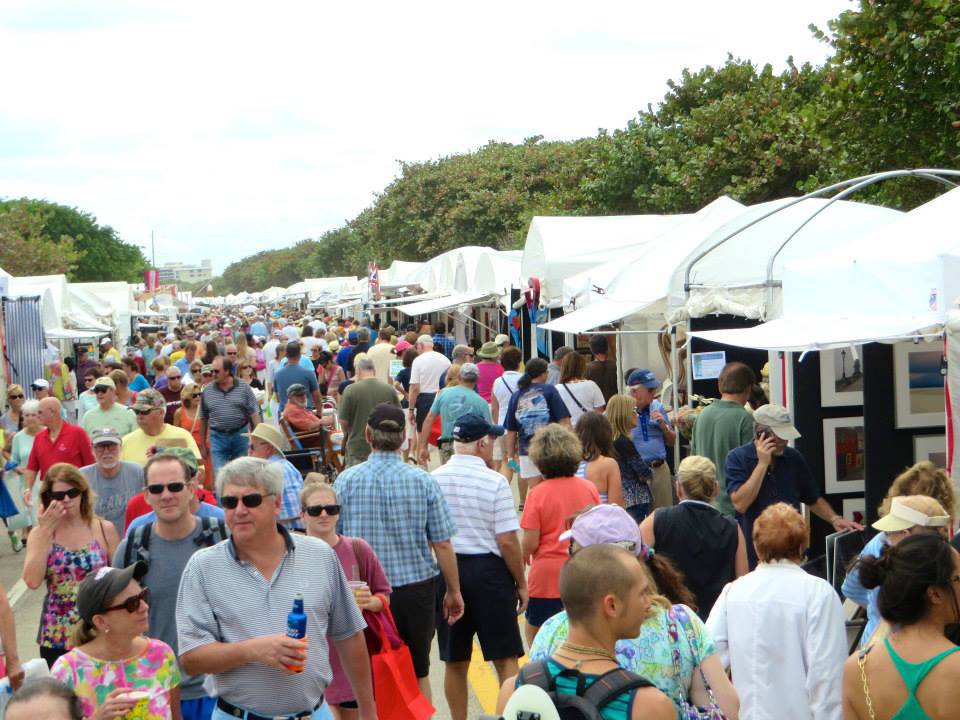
631,399,672,462
842,532,887,646
431,385,490,439
504,383,570,456
280,356,314,372
174,357,191,376
725,441,820,568
129,374,150,392
250,322,268,338
125,505,225,535
274,363,320,411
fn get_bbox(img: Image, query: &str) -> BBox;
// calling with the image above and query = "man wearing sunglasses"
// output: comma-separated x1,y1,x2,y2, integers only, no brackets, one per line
80,376,137,438
246,424,304,532
115,451,227,720
119,389,202,469
177,457,375,720
80,428,144,537
199,356,262,479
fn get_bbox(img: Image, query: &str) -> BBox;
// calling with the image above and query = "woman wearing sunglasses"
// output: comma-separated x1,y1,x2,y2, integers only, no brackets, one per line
51,562,182,720
23,463,119,668
1,384,26,457
300,478,390,720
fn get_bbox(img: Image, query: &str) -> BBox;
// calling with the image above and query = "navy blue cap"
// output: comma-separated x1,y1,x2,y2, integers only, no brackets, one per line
452,413,505,442
626,368,661,390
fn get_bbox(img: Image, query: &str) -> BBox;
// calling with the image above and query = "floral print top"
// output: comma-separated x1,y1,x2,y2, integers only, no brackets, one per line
38,540,109,649
52,638,181,720
529,603,715,717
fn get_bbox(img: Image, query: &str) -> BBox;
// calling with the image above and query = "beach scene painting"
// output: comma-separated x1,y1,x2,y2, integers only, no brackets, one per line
894,343,946,428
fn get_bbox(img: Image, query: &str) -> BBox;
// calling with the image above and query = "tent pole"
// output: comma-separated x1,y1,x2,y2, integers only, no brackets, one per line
671,324,681,470
615,323,624,396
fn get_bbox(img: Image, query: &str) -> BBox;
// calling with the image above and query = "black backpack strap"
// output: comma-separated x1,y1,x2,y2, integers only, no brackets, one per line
124,523,152,570
516,661,555,693
195,515,228,547
581,668,653,710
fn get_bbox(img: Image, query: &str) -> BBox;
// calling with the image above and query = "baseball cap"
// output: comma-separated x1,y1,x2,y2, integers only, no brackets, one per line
367,403,405,432
394,339,412,354
753,404,801,441
244,424,289,455
626,369,661,390
200,364,214,375
31,378,49,390
286,383,307,396
77,563,148,625
99,337,112,346
558,504,644,557
90,427,122,445
873,497,951,533
452,414,505,443
93,376,116,390
132,388,166,412
348,331,359,343
494,334,510,347
155,446,199,476
459,362,479,380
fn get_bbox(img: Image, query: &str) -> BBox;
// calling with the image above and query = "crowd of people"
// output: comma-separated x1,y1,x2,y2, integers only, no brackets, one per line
0,309,957,720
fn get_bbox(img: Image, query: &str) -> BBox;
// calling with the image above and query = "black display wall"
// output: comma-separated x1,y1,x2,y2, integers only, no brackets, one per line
688,316,766,398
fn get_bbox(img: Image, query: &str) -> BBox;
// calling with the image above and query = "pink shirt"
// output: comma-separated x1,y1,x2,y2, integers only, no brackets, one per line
475,361,504,402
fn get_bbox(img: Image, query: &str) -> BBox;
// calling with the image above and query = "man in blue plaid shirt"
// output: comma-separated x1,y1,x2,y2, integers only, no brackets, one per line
432,322,455,360
334,403,463,701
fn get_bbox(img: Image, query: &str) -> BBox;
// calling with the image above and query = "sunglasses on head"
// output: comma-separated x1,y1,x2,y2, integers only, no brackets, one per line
304,503,340,517
147,482,186,495
101,587,150,614
47,487,82,502
220,492,274,509
8,394,23,399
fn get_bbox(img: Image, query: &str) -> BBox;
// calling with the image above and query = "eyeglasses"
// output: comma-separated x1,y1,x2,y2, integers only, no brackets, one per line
147,482,186,494
226,352,238,356
101,588,151,614
93,443,119,451
8,394,23,399
48,487,82,502
93,387,111,394
220,492,274,509
304,503,340,517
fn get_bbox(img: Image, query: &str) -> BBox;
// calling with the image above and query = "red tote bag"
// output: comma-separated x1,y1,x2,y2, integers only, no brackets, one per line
369,600,435,720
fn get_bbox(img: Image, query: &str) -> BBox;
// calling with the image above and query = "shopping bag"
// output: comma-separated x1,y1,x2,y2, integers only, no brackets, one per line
428,415,441,447
369,601,434,720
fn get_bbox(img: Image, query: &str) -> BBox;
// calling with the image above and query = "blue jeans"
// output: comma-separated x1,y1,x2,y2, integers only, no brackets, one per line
182,697,216,720
209,430,250,480
211,700,333,720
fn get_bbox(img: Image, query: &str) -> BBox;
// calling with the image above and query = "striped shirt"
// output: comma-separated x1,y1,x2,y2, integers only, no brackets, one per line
432,454,519,556
198,379,259,433
268,453,305,530
334,451,455,587
175,526,365,715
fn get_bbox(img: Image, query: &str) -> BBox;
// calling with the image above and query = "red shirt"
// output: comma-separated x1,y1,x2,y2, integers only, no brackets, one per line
123,487,219,532
27,423,95,477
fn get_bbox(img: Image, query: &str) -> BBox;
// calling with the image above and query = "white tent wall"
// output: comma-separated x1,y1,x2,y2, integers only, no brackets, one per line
75,282,135,341
947,309,960,483
473,250,521,297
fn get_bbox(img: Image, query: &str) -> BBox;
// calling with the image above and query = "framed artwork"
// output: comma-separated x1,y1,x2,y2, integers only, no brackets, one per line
913,434,947,469
894,343,946,428
819,346,864,407
823,416,866,494
842,496,866,526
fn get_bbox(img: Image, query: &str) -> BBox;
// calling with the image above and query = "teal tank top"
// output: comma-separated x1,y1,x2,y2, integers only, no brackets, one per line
885,638,960,720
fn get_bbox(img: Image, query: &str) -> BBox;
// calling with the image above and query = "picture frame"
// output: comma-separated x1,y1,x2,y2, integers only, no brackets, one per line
819,346,864,407
823,416,866,494
893,342,946,429
913,434,947,469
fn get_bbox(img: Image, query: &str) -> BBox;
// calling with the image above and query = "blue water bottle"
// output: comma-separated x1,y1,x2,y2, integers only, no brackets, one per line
285,592,307,673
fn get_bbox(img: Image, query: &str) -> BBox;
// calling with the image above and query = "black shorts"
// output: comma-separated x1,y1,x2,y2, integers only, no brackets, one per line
390,577,437,678
436,554,524,663
525,597,564,628
415,393,436,432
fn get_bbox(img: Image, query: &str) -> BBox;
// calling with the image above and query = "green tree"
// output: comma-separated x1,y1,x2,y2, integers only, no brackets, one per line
0,202,83,276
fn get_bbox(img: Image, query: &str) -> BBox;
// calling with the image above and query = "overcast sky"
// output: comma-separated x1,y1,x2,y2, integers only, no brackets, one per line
0,0,851,275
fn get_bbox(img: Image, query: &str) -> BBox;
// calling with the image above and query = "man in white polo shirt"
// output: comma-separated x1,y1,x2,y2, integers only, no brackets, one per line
431,413,526,720
407,334,451,442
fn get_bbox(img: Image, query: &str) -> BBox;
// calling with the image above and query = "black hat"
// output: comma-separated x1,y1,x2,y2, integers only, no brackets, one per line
367,403,405,432
76,562,148,625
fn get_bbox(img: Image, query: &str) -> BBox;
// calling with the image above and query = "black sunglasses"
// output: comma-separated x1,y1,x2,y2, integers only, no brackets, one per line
221,492,274,509
304,503,340,517
7,394,23,399
47,487,82,502
102,588,150,614
147,482,186,495
93,387,111,394
133,408,156,416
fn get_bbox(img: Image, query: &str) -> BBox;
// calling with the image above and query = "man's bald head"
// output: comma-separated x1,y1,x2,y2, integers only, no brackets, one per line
38,397,62,428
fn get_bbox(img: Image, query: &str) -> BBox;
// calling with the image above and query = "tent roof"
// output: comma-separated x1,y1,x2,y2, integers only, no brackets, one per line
395,291,496,316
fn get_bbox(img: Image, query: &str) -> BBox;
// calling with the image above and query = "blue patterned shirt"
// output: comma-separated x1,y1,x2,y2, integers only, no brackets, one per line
432,334,455,360
334,451,456,587
268,454,305,530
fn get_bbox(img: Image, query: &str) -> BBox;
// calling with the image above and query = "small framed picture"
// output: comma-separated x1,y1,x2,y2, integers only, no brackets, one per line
823,416,866,494
913,434,947,469
819,347,864,407
893,343,945,429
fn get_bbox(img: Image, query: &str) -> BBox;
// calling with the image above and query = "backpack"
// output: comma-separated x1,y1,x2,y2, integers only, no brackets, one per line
123,515,228,572
515,660,653,720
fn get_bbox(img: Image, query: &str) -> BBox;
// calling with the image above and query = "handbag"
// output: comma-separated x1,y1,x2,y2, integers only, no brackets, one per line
368,599,435,720
668,606,727,719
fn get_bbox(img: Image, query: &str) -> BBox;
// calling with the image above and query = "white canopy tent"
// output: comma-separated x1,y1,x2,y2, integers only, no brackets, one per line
395,291,498,317
473,250,522,298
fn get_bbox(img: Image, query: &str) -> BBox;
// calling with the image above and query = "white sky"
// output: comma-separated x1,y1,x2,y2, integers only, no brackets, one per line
0,0,851,275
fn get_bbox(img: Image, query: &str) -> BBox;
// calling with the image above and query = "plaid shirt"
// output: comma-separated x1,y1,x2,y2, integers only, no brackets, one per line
334,451,455,587
269,454,305,530
432,334,455,360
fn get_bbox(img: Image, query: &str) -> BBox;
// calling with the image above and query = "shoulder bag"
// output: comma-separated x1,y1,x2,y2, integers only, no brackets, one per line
668,606,727,719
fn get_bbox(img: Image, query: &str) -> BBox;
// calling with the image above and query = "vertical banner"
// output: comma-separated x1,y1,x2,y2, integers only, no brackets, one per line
144,269,159,292
368,262,381,301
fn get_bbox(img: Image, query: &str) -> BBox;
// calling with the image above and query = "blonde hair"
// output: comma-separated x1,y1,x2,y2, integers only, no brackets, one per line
880,461,955,518
299,476,335,507
890,495,950,539
444,364,461,388
605,395,636,440
676,455,716,502
108,369,128,389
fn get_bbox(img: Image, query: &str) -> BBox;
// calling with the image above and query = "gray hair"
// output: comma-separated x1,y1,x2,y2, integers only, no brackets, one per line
21,399,40,415
355,357,376,373
357,327,371,342
452,345,471,362
216,456,284,497
7,678,83,720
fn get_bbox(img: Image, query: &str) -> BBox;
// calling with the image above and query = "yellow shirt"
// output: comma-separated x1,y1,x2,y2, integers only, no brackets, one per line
104,347,122,363
120,424,201,465
169,350,186,364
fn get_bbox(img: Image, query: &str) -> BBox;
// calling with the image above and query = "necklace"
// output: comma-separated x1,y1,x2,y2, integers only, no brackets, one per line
556,642,617,670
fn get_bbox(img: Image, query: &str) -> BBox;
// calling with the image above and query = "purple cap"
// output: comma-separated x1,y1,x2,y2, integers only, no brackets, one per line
558,504,644,557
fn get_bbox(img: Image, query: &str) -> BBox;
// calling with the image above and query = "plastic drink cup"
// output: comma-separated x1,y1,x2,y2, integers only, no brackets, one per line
348,580,368,605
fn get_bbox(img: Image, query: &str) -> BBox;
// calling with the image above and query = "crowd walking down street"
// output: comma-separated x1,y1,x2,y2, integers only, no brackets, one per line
0,307,957,720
